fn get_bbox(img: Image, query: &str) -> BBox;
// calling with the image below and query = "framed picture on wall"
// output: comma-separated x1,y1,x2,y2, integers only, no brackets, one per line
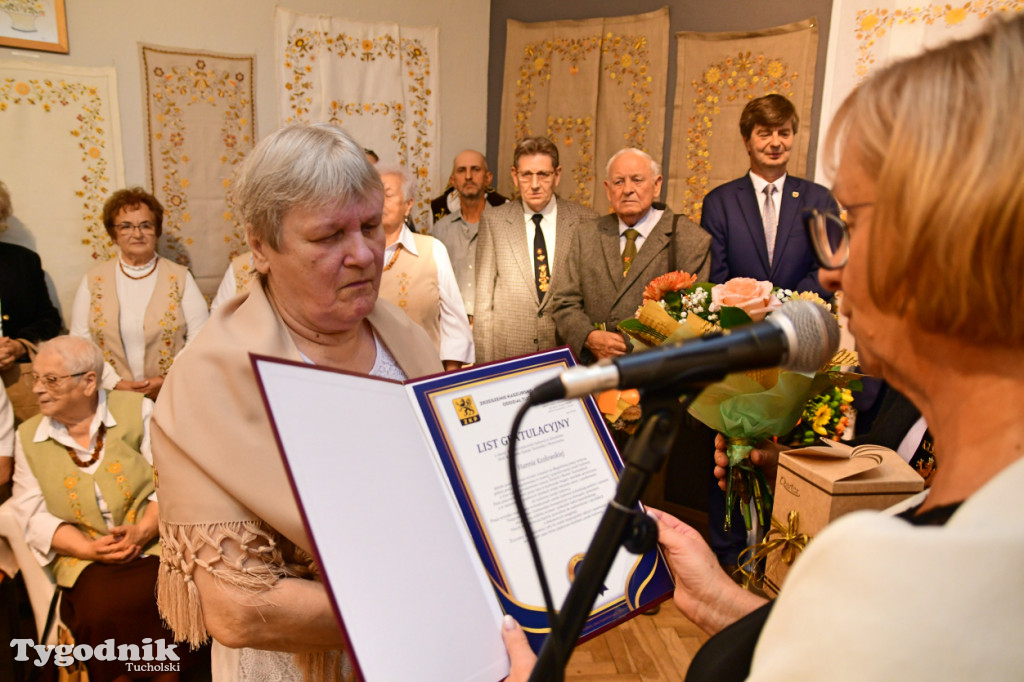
0,0,68,53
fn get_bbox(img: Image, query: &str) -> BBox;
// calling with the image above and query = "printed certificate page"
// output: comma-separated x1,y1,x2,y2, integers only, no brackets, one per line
410,348,672,647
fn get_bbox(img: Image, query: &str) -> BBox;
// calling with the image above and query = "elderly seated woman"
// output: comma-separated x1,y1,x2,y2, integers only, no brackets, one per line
153,123,442,680
70,188,209,400
10,335,207,681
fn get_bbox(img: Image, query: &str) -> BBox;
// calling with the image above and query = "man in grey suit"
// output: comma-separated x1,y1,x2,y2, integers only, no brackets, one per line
474,137,598,364
552,148,711,364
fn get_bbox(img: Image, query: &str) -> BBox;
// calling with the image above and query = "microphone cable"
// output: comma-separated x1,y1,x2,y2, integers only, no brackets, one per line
506,393,563,655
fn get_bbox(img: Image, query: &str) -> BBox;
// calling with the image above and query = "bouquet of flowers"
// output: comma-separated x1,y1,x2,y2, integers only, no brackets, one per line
784,385,854,446
606,273,859,533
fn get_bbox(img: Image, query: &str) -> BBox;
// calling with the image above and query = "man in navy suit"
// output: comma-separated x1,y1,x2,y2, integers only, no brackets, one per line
701,94,838,298
699,95,838,569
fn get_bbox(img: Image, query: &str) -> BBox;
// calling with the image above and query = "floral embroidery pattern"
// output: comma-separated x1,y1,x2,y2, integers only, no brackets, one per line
63,474,100,538
105,460,136,518
852,1,1023,80
232,257,257,294
513,32,656,207
546,115,594,206
142,49,256,266
157,273,185,376
681,52,800,222
326,100,408,163
0,77,115,260
395,271,411,309
282,29,436,227
88,275,115,367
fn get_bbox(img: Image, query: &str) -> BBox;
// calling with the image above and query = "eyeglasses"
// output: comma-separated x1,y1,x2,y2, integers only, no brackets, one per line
804,207,852,270
115,221,157,235
515,170,555,182
31,372,87,389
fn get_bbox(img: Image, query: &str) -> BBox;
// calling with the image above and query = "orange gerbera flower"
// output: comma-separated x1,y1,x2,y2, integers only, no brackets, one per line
642,270,697,303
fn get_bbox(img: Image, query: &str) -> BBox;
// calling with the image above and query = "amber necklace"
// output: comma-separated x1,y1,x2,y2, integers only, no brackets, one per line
382,243,403,272
66,423,106,468
119,256,159,280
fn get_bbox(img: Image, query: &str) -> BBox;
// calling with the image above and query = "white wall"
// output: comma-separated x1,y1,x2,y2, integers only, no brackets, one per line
0,0,490,186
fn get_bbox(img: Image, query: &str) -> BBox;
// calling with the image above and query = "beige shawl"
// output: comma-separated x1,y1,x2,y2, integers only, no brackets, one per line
152,281,442,677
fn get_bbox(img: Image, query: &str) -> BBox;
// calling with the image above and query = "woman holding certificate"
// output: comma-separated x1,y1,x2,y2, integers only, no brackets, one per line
152,123,441,680
504,15,1024,681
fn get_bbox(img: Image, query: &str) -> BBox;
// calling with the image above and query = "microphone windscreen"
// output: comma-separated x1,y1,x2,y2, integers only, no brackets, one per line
776,300,840,373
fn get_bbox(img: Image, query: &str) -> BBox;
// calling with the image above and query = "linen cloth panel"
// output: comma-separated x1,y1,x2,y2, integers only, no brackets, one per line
0,61,125,325
141,44,256,298
666,19,819,224
814,0,1024,184
275,8,441,230
497,8,670,216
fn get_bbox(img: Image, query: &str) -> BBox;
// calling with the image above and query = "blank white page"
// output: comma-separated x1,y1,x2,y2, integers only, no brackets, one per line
255,358,508,682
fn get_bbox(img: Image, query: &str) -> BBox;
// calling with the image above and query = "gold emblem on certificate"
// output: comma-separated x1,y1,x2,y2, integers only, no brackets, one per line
453,395,481,425
567,553,586,582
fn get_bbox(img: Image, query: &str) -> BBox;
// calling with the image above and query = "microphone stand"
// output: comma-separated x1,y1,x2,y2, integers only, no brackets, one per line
528,387,695,682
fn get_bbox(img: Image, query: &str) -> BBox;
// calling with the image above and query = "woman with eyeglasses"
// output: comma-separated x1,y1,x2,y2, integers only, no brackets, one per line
69,188,209,400
9,335,208,680
503,14,1024,681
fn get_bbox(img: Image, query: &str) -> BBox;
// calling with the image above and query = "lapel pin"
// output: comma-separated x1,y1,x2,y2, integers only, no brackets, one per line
792,191,800,198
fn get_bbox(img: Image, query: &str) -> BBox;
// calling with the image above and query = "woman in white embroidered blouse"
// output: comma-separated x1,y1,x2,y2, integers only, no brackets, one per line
69,188,208,400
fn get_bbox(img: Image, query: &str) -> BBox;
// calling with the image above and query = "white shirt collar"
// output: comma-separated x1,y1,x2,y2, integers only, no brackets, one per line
520,196,557,222
618,205,663,240
386,224,420,258
749,171,788,197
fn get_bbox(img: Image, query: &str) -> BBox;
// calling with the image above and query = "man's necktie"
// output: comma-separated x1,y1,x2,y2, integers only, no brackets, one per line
763,184,778,266
532,213,549,300
622,228,639,277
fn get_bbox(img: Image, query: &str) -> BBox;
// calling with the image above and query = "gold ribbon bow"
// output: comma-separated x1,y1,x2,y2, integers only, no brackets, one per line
736,510,810,587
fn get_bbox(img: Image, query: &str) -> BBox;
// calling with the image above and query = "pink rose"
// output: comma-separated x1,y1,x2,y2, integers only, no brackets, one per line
709,277,782,321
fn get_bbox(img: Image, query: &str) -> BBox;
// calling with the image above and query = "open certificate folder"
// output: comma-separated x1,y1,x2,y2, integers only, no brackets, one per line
252,347,674,682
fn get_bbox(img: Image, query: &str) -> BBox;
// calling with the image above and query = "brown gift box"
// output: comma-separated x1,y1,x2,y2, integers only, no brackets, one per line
762,444,924,596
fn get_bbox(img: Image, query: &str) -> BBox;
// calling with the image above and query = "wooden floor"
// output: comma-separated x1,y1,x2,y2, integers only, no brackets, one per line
564,601,708,681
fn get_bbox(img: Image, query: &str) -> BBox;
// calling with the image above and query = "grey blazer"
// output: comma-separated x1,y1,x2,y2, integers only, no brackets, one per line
474,197,599,363
551,204,711,363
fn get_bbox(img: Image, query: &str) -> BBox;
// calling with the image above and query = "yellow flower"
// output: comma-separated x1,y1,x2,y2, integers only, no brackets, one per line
944,7,968,25
108,461,122,474
789,291,829,308
534,57,546,71
860,13,880,32
15,82,30,95
64,476,77,489
812,404,833,435
361,39,374,52
766,60,784,78
706,66,721,83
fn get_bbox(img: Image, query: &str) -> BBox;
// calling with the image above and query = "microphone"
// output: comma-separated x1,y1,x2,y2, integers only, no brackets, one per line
532,300,839,404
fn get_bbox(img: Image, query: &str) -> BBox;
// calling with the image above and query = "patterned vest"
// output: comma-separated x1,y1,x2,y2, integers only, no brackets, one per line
378,233,441,351
230,251,259,297
18,390,160,587
86,257,190,380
